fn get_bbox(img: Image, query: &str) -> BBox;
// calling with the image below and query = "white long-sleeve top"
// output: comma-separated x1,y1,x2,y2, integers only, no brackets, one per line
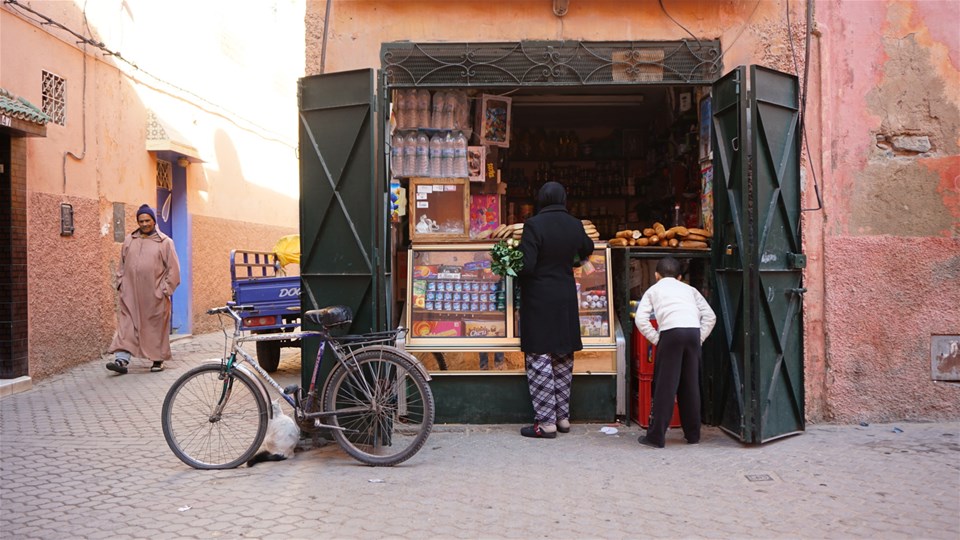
634,277,716,346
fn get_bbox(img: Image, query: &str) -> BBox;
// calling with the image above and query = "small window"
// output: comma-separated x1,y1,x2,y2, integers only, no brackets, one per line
156,159,172,190
42,70,66,126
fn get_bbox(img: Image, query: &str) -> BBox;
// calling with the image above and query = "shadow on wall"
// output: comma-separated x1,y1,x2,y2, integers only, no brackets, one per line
213,128,243,196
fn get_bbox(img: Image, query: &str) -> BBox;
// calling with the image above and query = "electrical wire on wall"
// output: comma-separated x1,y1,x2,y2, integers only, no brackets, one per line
785,0,824,212
60,0,90,195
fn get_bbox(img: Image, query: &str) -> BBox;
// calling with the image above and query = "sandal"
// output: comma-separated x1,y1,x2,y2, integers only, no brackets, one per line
520,423,557,439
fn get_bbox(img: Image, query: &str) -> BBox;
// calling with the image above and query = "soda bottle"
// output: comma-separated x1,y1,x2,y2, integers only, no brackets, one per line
415,132,430,177
429,134,443,178
391,132,404,178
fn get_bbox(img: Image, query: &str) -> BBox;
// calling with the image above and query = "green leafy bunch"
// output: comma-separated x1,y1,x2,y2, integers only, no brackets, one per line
490,238,524,278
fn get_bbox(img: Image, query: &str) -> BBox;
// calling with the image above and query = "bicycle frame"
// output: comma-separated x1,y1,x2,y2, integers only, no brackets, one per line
211,305,428,430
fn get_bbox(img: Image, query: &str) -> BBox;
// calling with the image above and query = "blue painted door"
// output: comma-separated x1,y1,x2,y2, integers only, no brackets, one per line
156,162,192,334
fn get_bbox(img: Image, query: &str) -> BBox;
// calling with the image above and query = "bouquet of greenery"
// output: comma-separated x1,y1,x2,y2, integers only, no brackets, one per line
490,238,524,278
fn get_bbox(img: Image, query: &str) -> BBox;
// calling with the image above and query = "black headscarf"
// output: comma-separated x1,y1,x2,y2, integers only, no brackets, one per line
536,181,567,213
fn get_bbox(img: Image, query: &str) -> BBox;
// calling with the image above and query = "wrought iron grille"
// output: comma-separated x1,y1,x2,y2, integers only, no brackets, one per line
381,40,722,88
41,70,66,125
156,159,172,190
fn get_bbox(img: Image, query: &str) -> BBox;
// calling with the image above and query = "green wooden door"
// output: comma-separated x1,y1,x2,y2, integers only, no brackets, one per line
299,69,387,383
708,65,804,443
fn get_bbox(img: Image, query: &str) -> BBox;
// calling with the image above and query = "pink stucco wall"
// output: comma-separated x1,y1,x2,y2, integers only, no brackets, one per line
817,0,960,421
3,2,301,380
304,0,959,422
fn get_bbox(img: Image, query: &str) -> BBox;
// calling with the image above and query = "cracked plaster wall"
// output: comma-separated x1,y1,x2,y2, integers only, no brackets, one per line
821,0,960,422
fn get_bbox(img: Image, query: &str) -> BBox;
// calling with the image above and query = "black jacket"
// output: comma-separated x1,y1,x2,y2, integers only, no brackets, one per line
517,194,595,355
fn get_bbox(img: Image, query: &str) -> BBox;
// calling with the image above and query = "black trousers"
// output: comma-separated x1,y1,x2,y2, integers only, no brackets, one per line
647,327,701,446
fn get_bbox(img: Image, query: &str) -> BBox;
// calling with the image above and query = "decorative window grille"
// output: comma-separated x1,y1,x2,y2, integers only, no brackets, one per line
41,70,66,126
156,159,172,190
381,40,722,88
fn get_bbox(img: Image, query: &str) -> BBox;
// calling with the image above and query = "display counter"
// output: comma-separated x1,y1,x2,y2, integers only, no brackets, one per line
401,242,619,375
397,242,626,422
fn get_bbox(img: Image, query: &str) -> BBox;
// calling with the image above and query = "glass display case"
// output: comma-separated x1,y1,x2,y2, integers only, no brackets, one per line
403,243,618,374
405,243,512,348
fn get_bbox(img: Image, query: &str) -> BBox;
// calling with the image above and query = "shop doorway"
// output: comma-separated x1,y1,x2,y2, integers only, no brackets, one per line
155,157,192,335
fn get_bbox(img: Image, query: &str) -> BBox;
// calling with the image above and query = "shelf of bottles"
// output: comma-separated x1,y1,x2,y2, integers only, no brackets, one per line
391,89,472,179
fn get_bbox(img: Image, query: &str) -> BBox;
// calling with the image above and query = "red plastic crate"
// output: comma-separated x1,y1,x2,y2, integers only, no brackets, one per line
636,375,682,428
632,319,680,428
633,320,658,376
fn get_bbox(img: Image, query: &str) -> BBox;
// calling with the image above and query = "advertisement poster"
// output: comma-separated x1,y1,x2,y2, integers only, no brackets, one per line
469,194,500,238
700,164,714,234
699,96,712,161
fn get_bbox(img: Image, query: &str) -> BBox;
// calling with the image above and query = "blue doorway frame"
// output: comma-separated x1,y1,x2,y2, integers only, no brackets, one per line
156,158,192,334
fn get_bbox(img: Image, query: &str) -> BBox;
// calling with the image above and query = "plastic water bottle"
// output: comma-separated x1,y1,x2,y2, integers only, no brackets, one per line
440,132,455,178
391,132,404,178
417,89,432,129
453,131,468,178
402,132,417,177
428,134,443,178
431,90,446,130
415,132,430,177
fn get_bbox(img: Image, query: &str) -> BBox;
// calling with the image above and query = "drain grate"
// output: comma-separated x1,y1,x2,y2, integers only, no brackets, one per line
745,473,774,482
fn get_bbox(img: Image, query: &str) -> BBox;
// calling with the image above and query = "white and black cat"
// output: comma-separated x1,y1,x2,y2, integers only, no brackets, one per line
247,399,300,467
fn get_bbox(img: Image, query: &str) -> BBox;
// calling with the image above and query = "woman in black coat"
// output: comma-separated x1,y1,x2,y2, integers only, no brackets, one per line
517,182,595,438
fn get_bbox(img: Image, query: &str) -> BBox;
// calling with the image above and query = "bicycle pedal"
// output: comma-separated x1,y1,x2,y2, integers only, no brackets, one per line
313,420,345,431
283,384,300,396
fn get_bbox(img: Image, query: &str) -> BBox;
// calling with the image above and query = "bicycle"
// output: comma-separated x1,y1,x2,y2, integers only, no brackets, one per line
161,304,435,469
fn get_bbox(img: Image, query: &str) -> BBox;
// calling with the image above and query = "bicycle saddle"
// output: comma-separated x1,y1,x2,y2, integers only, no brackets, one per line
305,305,353,328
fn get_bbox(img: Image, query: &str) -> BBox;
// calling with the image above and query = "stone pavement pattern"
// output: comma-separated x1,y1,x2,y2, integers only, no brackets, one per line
1,332,958,539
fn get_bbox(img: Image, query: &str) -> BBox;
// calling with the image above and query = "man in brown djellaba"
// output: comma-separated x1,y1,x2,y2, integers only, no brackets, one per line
106,204,181,375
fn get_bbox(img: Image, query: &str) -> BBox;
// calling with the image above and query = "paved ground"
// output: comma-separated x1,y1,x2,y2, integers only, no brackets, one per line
1,332,958,539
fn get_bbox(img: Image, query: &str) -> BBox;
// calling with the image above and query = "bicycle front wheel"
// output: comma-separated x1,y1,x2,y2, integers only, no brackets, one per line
323,348,435,466
161,364,269,469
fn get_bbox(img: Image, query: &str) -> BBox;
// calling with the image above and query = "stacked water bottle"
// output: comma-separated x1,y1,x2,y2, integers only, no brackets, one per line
391,89,470,179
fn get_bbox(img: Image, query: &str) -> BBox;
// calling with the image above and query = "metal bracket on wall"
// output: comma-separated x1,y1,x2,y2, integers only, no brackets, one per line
787,253,806,269
112,202,125,243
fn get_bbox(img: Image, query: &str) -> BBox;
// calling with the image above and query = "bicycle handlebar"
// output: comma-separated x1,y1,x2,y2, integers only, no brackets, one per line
206,305,256,316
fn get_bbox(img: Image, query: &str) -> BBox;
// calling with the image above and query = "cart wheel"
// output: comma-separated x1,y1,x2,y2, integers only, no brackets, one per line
256,340,282,372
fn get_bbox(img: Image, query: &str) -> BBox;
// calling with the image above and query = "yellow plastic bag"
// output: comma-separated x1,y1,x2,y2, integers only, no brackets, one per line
272,234,300,267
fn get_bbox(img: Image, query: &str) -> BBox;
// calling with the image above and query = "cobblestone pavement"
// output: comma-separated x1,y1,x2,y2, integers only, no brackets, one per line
1,332,958,539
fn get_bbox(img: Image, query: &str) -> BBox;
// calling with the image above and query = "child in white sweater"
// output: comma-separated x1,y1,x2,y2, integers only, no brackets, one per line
634,257,716,448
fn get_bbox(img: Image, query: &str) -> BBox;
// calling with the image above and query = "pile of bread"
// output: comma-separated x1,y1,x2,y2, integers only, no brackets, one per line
607,222,712,248
478,220,601,242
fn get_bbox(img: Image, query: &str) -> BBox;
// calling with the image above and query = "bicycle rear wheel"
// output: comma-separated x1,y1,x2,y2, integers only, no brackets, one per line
161,364,269,469
322,348,434,466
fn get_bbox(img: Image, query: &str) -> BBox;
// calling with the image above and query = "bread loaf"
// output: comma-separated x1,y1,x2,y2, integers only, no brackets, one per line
687,228,712,237
653,222,666,237
680,240,709,248
609,237,629,246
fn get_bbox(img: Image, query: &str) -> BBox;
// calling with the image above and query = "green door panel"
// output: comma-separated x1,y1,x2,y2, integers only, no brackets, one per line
708,65,804,443
299,69,384,386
